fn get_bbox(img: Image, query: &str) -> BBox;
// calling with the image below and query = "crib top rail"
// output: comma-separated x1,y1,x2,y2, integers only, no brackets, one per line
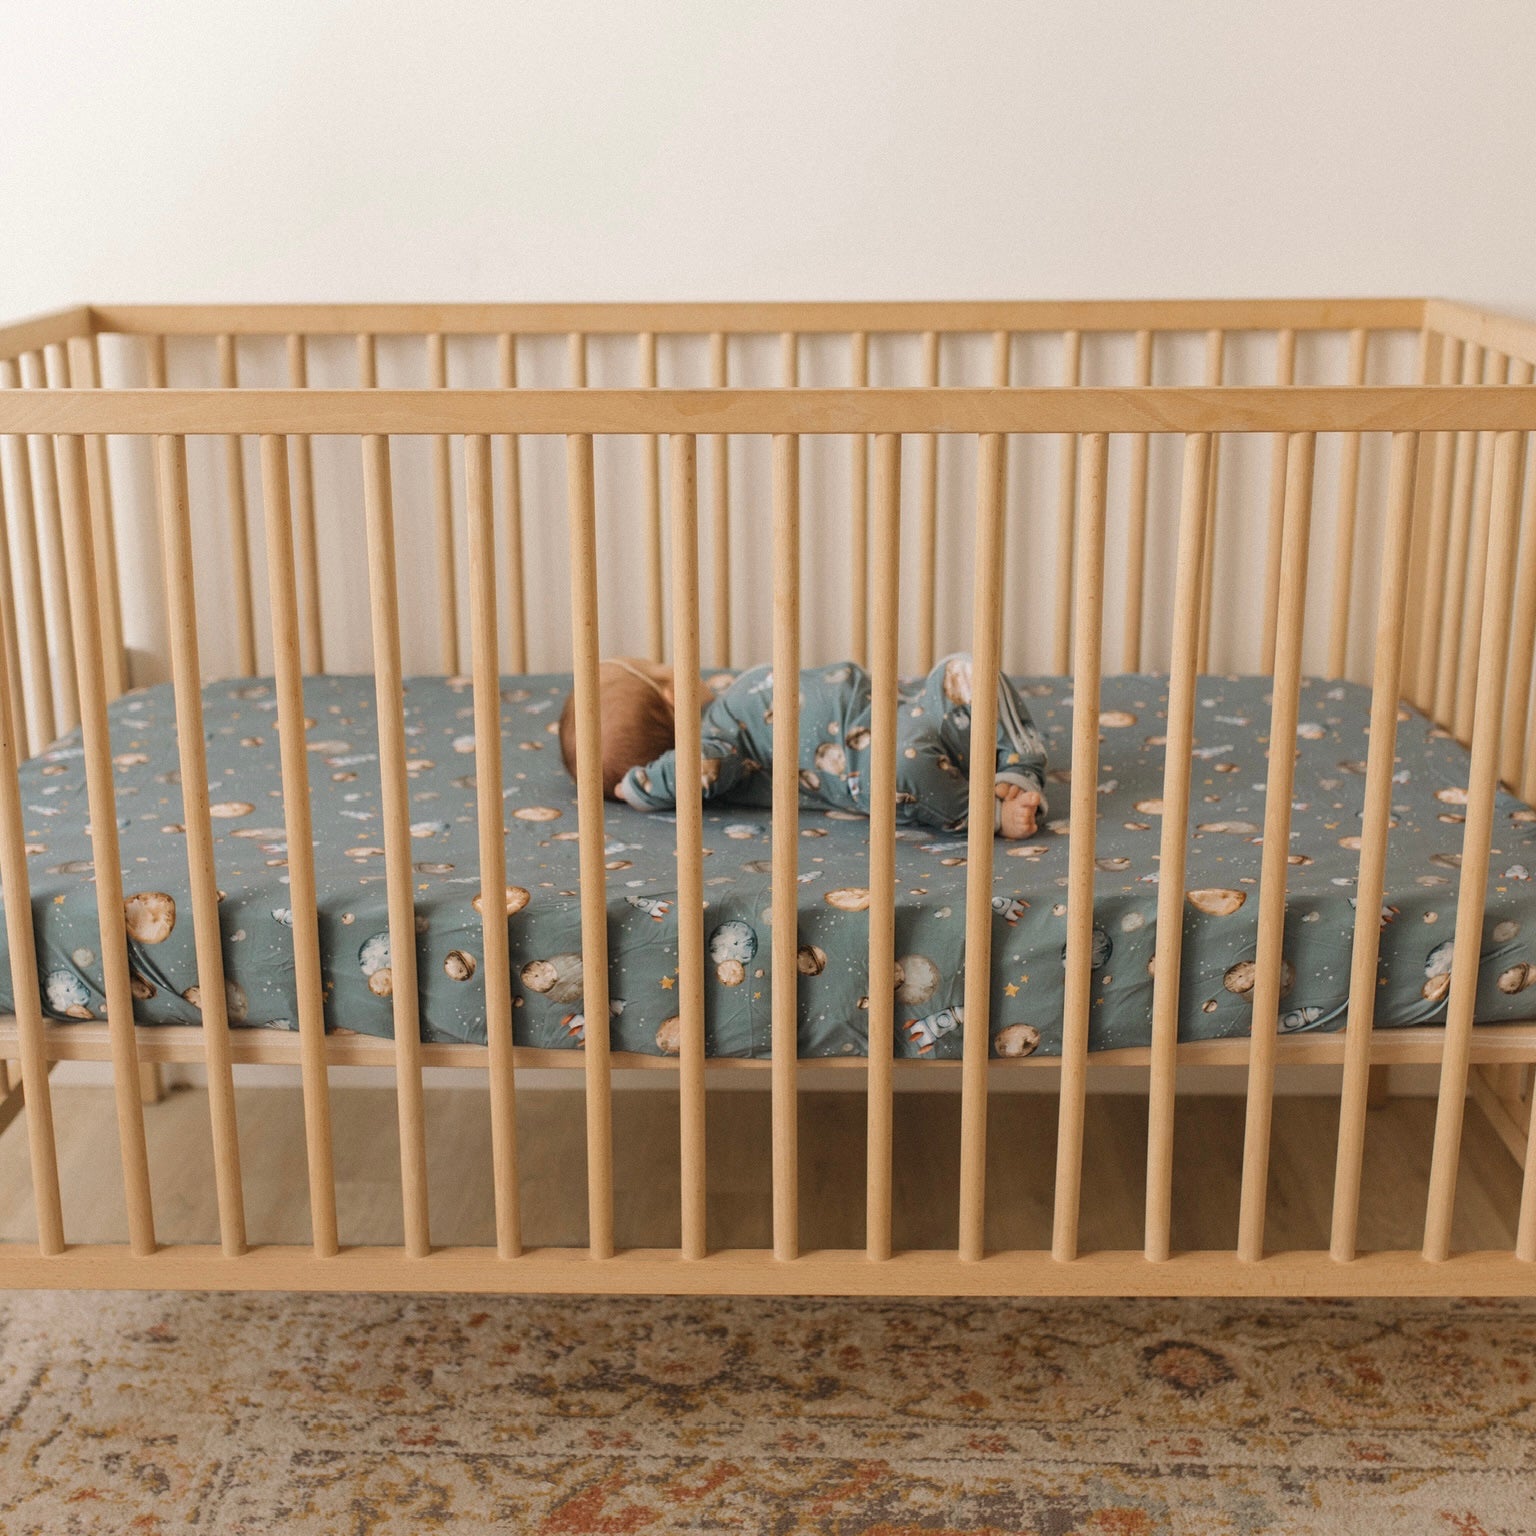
0,305,93,364
1424,299,1536,369
82,298,1430,339
6,298,1535,371
3,384,1536,436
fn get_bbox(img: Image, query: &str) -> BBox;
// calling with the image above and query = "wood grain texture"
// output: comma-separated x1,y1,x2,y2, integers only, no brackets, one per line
257,435,338,1257
6,388,1536,438
88,298,1429,338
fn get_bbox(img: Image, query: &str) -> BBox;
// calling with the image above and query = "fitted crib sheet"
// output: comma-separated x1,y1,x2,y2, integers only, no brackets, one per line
4,671,1536,1059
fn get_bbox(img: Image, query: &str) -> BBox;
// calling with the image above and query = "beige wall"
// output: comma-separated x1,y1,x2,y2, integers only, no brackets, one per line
5,1,1535,684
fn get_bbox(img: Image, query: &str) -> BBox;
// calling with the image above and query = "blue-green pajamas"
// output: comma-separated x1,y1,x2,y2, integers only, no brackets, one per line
616,654,1049,831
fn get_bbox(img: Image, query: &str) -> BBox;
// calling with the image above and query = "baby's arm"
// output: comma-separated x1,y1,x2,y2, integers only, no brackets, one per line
616,685,761,811
616,739,752,810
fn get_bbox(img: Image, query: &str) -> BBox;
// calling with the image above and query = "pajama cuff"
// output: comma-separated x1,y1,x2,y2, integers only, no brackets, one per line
992,770,1047,829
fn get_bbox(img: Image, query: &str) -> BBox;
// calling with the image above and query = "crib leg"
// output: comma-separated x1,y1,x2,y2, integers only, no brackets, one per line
1366,1064,1391,1109
138,1061,166,1105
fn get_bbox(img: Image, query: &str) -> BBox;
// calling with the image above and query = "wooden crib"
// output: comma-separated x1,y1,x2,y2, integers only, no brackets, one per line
0,297,1533,1296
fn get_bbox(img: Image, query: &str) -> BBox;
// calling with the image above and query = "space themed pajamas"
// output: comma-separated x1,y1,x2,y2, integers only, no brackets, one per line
615,653,1049,832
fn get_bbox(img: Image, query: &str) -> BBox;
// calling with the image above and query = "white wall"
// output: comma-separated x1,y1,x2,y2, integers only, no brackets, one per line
5,0,1536,686
5,0,1536,313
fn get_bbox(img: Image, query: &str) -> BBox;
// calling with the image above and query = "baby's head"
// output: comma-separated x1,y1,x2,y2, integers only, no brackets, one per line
558,657,678,799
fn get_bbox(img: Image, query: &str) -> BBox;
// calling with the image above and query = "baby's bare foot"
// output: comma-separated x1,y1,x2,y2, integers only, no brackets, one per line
996,784,1043,839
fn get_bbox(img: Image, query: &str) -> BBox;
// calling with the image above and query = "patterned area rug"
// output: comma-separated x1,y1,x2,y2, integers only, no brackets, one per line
1,1290,1533,1534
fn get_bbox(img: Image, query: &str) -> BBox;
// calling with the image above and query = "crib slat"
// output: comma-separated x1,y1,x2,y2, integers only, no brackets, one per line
0,570,63,1253
1433,343,1485,728
1196,330,1225,674
496,335,528,673
1326,329,1370,677
357,333,377,388
427,334,460,675
781,331,799,388
640,333,665,662
286,335,324,674
1237,431,1316,1263
1329,431,1420,1262
1053,431,1110,1263
1051,333,1082,672
57,433,155,1254
992,333,1012,668
466,433,521,1259
257,434,338,1257
155,434,246,1258
568,332,588,388
1424,430,1526,1263
216,336,257,677
1143,431,1211,1262
24,354,77,737
1416,339,1464,710
917,332,942,671
866,431,901,1263
361,434,431,1259
0,456,26,755
1122,329,1155,672
565,433,615,1260
771,431,801,1262
958,432,1007,1262
849,332,870,667
0,359,50,751
1260,329,1297,673
1399,330,1442,709
144,334,168,390
1453,351,1509,742
41,346,83,727
709,332,731,668
1500,366,1536,793
67,336,127,700
670,435,707,1259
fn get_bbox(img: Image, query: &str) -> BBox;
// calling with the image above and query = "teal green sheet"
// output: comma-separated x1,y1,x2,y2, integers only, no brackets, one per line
3,672,1535,1058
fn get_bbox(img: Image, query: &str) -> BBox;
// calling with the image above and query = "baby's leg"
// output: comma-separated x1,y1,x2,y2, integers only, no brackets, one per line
924,656,1048,838
992,672,1048,837
897,732,973,831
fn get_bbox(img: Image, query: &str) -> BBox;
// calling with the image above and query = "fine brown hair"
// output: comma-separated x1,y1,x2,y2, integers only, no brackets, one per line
558,666,677,798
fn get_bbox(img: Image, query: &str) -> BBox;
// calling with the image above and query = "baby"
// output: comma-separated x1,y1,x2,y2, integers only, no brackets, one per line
558,654,1047,838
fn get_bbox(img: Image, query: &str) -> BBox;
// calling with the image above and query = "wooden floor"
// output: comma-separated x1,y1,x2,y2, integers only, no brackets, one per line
0,1084,1525,1257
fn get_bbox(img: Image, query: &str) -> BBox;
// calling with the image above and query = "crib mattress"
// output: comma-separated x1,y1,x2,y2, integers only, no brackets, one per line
4,672,1536,1059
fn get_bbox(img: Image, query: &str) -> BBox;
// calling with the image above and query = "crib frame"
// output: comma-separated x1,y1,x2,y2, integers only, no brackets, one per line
0,297,1535,1296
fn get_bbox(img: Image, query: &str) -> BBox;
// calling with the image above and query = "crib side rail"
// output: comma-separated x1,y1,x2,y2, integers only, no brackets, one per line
88,297,1430,339
81,299,1432,684
2,373,1536,1293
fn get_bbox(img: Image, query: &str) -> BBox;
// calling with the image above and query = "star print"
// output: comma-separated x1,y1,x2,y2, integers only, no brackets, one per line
660,975,675,990
1004,982,1019,997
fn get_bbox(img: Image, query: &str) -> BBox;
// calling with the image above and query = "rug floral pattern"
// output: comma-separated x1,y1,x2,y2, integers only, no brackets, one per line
1,1291,1533,1532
